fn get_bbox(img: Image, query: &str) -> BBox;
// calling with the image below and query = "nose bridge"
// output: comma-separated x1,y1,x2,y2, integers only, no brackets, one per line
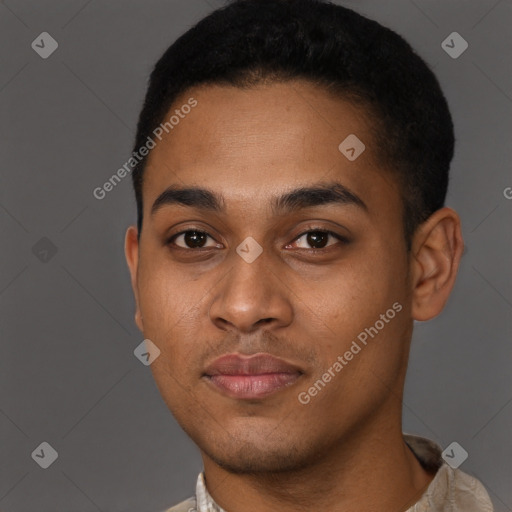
209,240,292,331
227,241,275,306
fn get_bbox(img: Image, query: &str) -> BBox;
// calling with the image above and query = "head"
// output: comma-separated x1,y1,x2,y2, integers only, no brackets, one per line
125,0,463,474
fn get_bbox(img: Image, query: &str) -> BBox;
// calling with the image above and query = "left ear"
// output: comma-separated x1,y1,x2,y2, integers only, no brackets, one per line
410,207,464,321
125,225,144,332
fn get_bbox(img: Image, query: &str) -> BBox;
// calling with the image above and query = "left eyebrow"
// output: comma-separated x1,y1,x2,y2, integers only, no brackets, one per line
150,181,368,216
271,182,368,215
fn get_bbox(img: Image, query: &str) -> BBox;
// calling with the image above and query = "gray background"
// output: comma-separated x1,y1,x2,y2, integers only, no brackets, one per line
1,0,511,511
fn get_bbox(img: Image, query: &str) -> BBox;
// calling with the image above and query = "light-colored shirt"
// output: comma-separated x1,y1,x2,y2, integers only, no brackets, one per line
164,433,494,511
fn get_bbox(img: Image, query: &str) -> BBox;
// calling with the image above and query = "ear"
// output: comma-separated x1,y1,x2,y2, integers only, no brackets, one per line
410,207,464,321
124,225,144,332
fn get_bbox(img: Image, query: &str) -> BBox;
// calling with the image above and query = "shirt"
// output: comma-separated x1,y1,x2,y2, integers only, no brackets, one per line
163,433,494,512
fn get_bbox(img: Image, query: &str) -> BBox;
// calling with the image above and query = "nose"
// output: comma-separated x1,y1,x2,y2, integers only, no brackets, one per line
208,248,293,333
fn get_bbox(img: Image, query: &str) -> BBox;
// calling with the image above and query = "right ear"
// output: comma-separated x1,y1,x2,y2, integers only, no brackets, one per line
124,225,144,332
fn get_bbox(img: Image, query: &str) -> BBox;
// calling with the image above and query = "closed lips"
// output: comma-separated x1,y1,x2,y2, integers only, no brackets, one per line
202,353,304,400
203,353,303,376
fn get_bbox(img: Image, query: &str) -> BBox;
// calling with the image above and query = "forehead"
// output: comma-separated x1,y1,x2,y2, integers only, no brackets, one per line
142,80,399,217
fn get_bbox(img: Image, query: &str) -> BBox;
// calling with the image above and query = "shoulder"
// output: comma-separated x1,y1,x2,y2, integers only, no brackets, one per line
429,464,494,511
449,466,494,511
160,496,197,512
403,434,494,511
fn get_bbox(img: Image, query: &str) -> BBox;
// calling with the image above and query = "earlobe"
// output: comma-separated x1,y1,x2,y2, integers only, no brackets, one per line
410,208,464,321
124,225,144,332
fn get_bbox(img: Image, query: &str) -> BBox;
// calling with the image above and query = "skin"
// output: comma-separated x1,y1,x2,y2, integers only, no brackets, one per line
125,80,463,512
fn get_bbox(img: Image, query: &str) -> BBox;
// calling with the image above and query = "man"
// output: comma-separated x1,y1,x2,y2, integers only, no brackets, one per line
124,0,494,510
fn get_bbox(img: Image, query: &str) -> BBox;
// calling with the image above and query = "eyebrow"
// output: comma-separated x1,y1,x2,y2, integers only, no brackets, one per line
150,181,368,216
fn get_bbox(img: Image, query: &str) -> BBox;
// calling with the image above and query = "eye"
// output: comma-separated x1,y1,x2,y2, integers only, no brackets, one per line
167,229,221,250
287,229,348,251
166,228,348,252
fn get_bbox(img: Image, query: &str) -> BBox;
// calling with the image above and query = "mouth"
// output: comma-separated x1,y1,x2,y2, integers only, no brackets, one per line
202,353,304,400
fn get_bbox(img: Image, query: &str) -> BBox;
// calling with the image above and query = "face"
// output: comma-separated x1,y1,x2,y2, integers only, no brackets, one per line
125,80,415,473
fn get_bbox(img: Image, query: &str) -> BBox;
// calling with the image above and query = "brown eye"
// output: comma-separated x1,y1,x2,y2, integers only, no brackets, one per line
289,229,348,251
305,231,329,249
168,230,219,249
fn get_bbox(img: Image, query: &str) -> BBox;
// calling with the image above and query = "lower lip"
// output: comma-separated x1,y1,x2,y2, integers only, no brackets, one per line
204,373,301,399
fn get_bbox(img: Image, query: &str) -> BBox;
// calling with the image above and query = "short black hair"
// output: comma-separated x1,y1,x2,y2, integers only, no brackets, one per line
131,0,454,249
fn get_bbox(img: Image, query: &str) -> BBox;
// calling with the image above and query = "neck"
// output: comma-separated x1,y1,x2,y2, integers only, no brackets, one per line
201,403,436,512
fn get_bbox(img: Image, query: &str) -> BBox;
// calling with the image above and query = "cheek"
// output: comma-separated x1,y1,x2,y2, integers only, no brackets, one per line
320,252,403,322
309,246,408,374
137,266,205,408
137,264,196,355
138,268,173,324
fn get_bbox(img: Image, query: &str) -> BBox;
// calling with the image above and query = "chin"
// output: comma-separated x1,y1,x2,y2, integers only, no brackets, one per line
205,447,311,474
196,429,320,474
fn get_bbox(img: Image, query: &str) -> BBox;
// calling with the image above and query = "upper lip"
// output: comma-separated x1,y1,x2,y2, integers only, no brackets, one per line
203,353,303,376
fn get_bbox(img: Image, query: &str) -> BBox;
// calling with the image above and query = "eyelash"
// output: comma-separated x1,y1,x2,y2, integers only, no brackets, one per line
165,227,349,253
